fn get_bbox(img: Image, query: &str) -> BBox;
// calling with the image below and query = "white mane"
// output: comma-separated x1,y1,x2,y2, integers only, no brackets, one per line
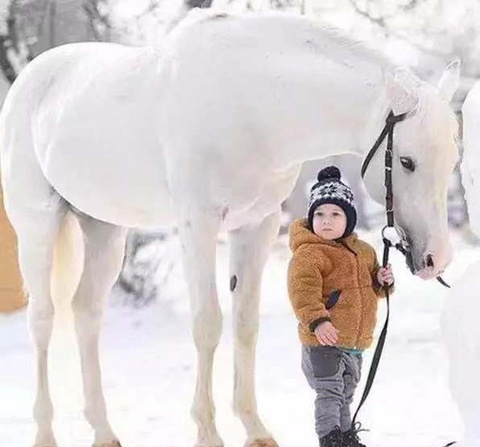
167,10,395,79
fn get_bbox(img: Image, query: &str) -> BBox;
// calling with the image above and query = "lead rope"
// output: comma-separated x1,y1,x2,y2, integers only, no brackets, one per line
352,111,403,427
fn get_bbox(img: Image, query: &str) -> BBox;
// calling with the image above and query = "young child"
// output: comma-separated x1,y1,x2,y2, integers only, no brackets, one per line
287,166,394,447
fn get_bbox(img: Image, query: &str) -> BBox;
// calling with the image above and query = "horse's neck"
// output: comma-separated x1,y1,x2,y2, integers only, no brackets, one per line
278,64,390,166
163,13,398,168
258,16,395,166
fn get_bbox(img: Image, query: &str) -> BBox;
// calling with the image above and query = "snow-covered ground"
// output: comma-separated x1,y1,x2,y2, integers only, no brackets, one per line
0,229,478,447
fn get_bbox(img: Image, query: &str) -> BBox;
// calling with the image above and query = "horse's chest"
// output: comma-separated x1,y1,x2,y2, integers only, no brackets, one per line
222,164,301,230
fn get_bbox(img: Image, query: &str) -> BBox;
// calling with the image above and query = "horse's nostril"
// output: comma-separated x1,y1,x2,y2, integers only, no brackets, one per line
426,254,435,269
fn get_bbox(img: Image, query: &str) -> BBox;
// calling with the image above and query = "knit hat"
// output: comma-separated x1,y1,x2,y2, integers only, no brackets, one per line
307,166,357,238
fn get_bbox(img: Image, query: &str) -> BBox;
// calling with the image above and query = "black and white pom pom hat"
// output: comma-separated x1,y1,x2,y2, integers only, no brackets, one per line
307,166,357,238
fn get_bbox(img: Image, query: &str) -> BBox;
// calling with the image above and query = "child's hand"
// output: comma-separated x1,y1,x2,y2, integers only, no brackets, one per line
314,321,340,346
377,264,394,286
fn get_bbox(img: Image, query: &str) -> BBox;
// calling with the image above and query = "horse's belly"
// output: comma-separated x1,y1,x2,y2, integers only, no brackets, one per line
37,106,175,228
48,142,175,228
222,164,301,230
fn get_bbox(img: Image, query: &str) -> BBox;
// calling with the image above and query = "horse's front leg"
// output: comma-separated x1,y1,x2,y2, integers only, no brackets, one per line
229,211,281,447
72,215,127,447
178,212,224,447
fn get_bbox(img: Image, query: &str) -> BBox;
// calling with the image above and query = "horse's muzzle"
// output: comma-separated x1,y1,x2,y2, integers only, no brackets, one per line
415,251,451,280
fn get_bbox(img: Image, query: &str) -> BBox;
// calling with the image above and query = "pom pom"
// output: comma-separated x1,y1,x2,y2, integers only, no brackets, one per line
317,166,341,183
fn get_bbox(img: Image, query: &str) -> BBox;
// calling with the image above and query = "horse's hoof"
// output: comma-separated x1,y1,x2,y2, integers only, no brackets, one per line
33,440,57,447
246,438,279,447
194,437,224,447
33,434,58,447
93,441,122,447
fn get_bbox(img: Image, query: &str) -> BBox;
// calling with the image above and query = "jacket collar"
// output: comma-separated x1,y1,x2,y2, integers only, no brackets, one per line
289,218,358,253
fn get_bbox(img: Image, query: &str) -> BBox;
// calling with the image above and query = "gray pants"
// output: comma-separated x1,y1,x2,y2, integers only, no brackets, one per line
302,345,363,439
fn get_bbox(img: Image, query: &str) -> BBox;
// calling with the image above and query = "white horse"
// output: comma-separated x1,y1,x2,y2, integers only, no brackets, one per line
0,10,460,447
444,81,480,447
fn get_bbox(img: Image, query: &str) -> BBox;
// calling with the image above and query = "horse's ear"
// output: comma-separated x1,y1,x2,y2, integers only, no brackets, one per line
385,68,420,115
437,59,460,103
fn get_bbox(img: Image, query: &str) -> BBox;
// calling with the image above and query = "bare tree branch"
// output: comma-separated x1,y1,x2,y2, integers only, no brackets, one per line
184,0,213,8
349,0,387,27
354,0,420,20
348,0,449,59
123,0,163,22
83,0,112,41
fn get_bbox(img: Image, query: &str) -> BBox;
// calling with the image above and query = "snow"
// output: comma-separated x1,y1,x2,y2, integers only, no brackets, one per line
442,261,480,447
0,229,478,447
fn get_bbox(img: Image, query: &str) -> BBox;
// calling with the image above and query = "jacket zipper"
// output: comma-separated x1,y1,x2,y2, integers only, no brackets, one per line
338,241,363,348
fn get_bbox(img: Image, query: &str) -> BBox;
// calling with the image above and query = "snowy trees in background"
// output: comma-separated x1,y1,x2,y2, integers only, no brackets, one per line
344,0,480,78
0,0,110,85
0,0,189,76
95,1,169,45
83,0,113,41
0,0,33,83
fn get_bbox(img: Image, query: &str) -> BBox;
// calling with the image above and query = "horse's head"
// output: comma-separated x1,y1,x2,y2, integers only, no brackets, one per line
363,61,460,280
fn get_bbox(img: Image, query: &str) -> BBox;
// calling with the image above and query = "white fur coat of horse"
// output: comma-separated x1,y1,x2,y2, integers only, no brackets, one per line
444,81,480,447
0,10,459,447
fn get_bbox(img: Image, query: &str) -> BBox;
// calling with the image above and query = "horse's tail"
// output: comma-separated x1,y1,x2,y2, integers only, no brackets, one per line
51,211,84,329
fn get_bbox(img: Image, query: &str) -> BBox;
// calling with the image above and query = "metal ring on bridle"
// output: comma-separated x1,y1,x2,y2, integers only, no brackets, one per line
381,224,407,245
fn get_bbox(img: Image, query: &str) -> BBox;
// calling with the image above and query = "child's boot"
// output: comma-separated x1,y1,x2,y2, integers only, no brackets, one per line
341,427,367,447
319,426,343,447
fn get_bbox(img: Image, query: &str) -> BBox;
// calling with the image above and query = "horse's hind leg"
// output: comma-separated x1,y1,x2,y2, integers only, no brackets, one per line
229,211,281,447
72,213,127,447
11,200,67,447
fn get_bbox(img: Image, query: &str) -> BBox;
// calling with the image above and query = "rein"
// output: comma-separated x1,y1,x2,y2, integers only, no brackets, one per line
351,111,454,447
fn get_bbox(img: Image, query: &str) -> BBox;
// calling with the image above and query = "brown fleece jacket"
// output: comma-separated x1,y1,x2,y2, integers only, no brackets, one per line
287,219,393,349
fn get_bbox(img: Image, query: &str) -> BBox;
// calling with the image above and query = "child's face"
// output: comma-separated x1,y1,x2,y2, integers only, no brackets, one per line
312,204,347,240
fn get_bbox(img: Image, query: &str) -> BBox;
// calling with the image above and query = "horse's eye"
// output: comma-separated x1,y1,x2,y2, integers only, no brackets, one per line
400,157,416,172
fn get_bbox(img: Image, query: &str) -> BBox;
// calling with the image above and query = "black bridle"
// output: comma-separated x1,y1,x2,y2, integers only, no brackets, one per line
351,111,453,439
360,110,450,288
361,111,407,225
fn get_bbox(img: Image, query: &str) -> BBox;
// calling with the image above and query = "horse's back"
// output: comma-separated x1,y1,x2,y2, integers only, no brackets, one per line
1,42,175,228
